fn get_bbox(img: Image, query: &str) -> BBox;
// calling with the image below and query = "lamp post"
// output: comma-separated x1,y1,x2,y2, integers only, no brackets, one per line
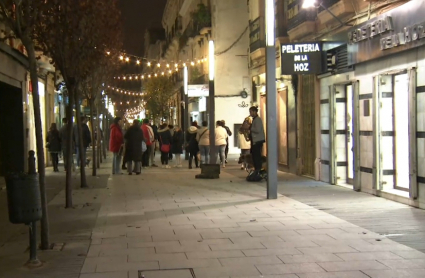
208,40,217,164
184,66,189,160
265,0,278,199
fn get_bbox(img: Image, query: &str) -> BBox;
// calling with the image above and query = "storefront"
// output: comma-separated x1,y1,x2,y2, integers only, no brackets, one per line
320,0,425,208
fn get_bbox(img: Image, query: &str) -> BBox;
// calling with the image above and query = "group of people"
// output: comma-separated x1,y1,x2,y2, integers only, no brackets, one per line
46,116,92,172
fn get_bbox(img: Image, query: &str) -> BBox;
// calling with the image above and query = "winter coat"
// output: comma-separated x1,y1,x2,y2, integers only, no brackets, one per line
59,124,71,151
47,130,61,153
250,116,265,144
186,126,199,153
74,123,92,149
172,129,184,154
141,124,154,146
109,124,124,153
238,133,251,150
196,127,210,146
158,127,172,146
215,126,228,146
223,126,232,137
124,125,145,162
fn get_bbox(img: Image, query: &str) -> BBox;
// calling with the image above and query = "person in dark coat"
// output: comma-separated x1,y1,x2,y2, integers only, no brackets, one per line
221,120,232,164
171,126,184,167
47,123,61,172
168,124,175,160
73,116,92,168
123,120,145,175
109,117,124,175
59,118,72,171
186,123,199,169
158,123,172,168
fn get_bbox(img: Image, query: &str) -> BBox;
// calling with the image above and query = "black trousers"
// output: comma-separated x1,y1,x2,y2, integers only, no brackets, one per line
225,139,229,160
142,145,151,167
161,151,169,165
251,142,263,171
50,153,59,170
189,151,198,167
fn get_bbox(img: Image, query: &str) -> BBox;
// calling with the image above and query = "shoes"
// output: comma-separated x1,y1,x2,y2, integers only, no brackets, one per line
128,173,132,175
241,165,245,170
152,164,158,167
225,159,228,164
136,172,141,175
165,165,171,169
222,164,226,168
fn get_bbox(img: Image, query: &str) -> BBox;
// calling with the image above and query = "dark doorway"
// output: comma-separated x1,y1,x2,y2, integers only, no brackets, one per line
0,81,25,176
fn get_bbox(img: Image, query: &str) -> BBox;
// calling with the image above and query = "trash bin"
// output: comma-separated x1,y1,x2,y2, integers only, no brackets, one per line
5,173,42,224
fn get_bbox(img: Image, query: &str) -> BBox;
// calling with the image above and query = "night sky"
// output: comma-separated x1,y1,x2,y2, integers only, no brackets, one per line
119,0,168,57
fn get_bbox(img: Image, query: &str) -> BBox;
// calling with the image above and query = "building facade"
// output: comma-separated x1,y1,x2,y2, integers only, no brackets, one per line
162,0,250,154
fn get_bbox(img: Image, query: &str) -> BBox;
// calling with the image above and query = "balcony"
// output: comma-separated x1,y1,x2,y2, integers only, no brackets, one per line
317,0,355,26
249,17,266,59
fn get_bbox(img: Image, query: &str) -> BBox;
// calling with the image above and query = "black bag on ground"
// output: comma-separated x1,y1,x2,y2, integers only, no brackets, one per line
246,171,262,182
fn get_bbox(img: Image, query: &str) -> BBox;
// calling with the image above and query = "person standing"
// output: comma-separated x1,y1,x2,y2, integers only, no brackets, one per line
150,121,159,167
249,106,265,175
109,117,124,175
215,121,228,168
47,123,61,172
187,123,199,169
59,118,71,171
168,124,175,161
172,126,184,167
74,116,91,168
158,123,172,168
196,121,210,165
141,119,154,168
238,116,252,170
221,120,232,164
124,119,144,175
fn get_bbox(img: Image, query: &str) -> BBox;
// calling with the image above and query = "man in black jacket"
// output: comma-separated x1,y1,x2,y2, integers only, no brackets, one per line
221,120,232,163
74,116,92,168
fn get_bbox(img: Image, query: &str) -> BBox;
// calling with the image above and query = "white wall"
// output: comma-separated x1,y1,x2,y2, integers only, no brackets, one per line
212,0,250,154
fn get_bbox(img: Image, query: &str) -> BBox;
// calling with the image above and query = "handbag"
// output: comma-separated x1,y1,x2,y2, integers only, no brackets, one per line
159,135,170,153
142,141,147,152
160,143,170,153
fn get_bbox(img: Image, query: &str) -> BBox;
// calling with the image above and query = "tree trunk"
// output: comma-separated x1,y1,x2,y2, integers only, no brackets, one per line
89,98,96,176
96,98,102,167
103,113,107,159
64,89,74,208
74,94,88,188
25,41,50,250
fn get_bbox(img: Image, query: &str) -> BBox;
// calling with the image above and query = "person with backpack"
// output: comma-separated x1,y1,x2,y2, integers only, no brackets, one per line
158,123,172,168
249,106,265,179
186,122,199,169
196,121,210,165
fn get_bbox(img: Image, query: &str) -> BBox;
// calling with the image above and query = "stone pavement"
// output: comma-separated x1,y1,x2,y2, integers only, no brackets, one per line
79,164,425,278
2,156,425,278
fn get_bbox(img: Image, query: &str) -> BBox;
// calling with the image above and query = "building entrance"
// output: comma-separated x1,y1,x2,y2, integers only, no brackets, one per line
0,81,25,176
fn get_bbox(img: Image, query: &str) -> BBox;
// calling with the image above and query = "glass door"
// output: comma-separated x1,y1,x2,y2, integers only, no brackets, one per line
346,85,355,184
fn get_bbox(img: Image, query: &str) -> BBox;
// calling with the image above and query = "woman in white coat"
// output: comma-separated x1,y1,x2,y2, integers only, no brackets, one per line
215,121,228,167
238,116,252,170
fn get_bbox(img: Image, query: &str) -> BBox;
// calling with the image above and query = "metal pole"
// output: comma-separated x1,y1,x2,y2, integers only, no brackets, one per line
209,80,216,164
29,222,37,261
184,93,189,160
265,0,278,199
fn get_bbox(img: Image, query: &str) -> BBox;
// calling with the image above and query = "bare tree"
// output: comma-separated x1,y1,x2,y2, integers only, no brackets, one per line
0,0,50,250
144,76,176,122
36,0,122,191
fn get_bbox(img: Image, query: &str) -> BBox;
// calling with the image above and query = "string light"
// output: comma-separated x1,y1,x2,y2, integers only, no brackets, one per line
147,62,151,67
125,57,130,62
157,63,161,68
119,55,124,60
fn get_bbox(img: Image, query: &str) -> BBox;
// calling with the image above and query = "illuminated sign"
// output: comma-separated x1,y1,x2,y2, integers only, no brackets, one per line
281,42,323,74
347,0,425,65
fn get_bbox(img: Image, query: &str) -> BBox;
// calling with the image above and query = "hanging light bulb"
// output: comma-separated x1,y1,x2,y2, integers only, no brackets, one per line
169,70,172,74
161,72,165,76
197,60,201,64
157,63,161,68
123,76,126,80
119,55,124,60
183,63,186,67
135,76,138,79
142,75,145,79
125,57,130,62
129,76,132,80
136,60,140,65
175,63,178,68
148,75,151,78
147,62,151,67
155,73,158,77
191,61,195,66
106,51,111,55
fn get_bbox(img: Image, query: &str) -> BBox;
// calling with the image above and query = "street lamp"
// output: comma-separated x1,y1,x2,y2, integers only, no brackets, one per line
265,0,278,199
208,40,217,164
184,66,189,160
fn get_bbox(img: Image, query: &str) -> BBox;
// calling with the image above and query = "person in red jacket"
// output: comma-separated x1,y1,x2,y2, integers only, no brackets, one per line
109,117,124,174
141,119,154,168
